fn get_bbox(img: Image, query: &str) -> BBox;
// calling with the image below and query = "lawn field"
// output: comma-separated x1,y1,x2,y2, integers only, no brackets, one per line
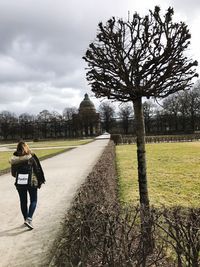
0,139,93,172
6,139,93,149
0,148,71,171
116,142,200,207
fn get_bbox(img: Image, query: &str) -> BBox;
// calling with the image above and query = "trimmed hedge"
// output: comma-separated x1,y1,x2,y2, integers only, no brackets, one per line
49,141,200,267
111,134,200,144
49,141,118,266
49,142,169,266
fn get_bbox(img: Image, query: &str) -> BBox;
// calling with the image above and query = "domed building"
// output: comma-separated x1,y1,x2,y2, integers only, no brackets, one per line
79,93,96,113
73,93,100,137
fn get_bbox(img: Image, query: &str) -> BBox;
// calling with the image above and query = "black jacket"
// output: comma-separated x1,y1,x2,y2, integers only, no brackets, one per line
10,152,45,188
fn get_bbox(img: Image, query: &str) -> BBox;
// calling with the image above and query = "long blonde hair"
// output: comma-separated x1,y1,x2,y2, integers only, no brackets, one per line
16,141,32,156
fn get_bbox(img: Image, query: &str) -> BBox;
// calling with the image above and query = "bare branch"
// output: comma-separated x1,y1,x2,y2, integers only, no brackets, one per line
83,6,198,102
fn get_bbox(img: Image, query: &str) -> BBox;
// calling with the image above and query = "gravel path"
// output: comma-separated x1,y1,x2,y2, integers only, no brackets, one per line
0,137,109,267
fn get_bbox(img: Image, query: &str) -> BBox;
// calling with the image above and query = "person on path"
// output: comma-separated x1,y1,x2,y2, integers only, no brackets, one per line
10,141,45,230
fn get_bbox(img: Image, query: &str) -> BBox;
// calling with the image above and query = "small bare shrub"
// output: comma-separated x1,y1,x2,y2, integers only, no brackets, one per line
157,207,200,267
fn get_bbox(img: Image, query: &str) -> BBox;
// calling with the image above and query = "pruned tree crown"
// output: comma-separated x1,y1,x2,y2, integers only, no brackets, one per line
83,6,198,102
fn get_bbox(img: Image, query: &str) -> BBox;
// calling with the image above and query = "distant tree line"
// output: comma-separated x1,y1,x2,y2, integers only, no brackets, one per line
0,83,200,140
142,83,200,135
0,108,78,140
100,82,200,135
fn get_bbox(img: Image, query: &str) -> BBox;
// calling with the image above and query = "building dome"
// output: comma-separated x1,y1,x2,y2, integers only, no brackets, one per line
79,93,96,113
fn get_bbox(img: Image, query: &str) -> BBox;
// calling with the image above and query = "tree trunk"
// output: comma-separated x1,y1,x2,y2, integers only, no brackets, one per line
133,97,153,259
133,97,150,208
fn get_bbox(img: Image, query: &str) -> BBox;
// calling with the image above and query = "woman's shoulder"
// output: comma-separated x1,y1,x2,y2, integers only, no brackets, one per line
31,152,38,159
10,153,32,165
30,153,40,164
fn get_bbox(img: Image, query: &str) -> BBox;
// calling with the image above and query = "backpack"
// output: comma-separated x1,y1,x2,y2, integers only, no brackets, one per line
15,162,33,186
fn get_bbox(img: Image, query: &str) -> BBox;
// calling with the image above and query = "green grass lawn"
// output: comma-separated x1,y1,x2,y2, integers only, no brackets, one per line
0,151,14,170
6,139,93,149
116,142,200,208
0,139,94,172
0,139,93,172
0,148,71,171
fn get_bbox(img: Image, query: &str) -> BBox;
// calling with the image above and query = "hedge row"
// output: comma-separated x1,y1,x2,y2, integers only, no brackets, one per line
111,134,200,145
49,140,118,266
49,141,200,267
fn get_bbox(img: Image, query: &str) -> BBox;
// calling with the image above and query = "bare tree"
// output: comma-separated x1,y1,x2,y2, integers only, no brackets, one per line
185,85,200,132
37,109,53,121
63,107,78,121
174,84,200,132
51,111,63,138
176,91,190,132
83,5,198,205
19,113,34,122
0,111,18,139
143,101,156,134
83,6,198,250
162,95,180,132
118,104,133,134
99,101,115,132
36,110,53,139
51,111,62,121
19,113,35,139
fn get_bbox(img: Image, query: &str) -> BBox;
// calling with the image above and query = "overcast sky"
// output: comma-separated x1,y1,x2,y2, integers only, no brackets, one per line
0,0,199,116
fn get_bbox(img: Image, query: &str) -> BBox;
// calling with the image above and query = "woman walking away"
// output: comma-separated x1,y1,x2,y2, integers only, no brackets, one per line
10,141,45,230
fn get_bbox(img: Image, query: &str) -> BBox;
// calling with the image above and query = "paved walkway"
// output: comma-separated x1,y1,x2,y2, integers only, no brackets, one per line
0,137,110,267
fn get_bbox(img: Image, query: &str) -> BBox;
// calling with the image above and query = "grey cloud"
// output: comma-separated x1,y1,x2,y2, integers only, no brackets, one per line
158,0,200,23
0,86,28,104
0,0,199,115
169,0,200,14
0,85,84,115
28,86,84,114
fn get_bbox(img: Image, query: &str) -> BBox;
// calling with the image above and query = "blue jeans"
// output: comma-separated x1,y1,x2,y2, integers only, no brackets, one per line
17,187,38,220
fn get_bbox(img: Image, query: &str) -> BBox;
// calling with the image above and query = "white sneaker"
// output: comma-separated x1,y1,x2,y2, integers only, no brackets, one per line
25,219,34,230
